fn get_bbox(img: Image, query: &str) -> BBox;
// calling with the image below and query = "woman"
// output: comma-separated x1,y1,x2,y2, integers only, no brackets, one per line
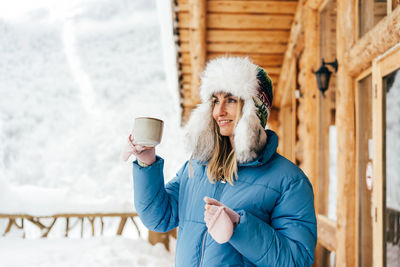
124,57,317,266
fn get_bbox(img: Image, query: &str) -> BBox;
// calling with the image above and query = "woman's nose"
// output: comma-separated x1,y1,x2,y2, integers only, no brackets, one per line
215,103,227,116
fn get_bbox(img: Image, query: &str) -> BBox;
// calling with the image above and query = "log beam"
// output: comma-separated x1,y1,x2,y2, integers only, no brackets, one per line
347,6,400,76
336,0,357,266
302,4,319,215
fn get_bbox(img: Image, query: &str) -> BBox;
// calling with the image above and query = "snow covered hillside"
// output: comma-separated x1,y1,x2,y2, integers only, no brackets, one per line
0,0,185,265
0,0,187,216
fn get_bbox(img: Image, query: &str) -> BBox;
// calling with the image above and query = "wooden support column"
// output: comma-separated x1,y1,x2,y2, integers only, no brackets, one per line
303,5,319,213
336,0,357,266
189,0,206,106
302,6,321,266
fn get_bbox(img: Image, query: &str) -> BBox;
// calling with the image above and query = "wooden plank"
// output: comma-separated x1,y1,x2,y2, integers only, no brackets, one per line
207,42,288,53
207,14,293,30
182,70,279,84
181,64,191,74
177,0,189,12
207,1,298,14
180,42,189,52
347,6,400,76
207,29,290,43
336,0,357,266
354,72,373,267
317,214,337,252
180,29,290,43
207,53,284,66
177,12,190,29
372,55,384,267
259,66,281,75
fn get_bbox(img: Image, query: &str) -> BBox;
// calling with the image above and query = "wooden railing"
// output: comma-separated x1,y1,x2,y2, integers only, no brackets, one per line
317,214,337,252
0,213,177,251
0,213,140,238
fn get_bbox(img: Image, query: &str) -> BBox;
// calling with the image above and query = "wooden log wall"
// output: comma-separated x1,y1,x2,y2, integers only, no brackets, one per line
175,0,400,266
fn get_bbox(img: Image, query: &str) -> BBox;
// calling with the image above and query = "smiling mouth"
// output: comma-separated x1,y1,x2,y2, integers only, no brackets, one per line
218,120,232,126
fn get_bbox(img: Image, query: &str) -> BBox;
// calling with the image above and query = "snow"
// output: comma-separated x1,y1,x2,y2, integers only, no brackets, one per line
0,0,184,265
0,237,174,267
0,0,188,216
328,125,337,220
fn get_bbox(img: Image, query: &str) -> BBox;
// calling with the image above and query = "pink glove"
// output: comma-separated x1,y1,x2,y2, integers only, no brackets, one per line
121,134,156,166
203,197,240,244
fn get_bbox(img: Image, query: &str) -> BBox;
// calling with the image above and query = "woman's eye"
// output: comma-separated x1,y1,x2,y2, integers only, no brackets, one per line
228,98,237,103
212,99,219,104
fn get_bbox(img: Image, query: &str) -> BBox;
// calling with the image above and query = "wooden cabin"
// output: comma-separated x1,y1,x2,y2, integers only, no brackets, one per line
172,0,400,266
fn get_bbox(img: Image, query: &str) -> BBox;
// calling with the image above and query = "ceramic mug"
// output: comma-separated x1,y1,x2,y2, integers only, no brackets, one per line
133,117,164,147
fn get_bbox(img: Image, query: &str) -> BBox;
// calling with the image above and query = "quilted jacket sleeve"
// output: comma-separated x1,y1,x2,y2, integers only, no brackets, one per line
132,156,184,233
229,177,317,267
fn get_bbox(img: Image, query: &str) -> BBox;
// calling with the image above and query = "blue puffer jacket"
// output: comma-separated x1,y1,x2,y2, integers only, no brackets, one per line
133,130,317,266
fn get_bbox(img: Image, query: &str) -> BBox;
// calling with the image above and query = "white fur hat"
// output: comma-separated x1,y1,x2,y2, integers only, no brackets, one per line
185,57,272,163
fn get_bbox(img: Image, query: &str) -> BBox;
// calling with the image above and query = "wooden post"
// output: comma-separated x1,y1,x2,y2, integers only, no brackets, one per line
117,217,127,235
148,230,172,251
65,217,69,237
336,0,357,266
303,4,319,215
302,5,321,266
189,0,206,106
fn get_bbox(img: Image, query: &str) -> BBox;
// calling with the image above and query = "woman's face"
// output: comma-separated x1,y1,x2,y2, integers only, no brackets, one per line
212,92,239,139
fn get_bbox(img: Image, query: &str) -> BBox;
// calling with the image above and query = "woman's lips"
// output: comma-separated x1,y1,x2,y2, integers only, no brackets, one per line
218,120,232,126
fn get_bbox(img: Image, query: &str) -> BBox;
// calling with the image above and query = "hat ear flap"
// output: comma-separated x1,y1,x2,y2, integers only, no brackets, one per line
234,100,267,163
184,102,215,162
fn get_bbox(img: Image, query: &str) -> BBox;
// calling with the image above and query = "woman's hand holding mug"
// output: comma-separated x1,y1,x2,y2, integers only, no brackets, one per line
122,134,156,165
122,117,163,166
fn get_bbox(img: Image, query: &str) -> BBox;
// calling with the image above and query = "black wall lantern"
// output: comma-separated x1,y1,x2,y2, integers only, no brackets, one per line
314,58,338,96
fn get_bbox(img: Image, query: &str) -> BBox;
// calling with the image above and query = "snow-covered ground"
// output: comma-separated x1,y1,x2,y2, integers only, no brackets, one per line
0,237,174,267
0,0,185,265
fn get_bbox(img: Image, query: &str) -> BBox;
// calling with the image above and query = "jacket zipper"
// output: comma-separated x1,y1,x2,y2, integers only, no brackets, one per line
198,230,207,267
199,180,226,266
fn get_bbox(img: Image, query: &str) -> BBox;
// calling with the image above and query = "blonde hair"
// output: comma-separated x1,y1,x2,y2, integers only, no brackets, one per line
206,100,243,185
